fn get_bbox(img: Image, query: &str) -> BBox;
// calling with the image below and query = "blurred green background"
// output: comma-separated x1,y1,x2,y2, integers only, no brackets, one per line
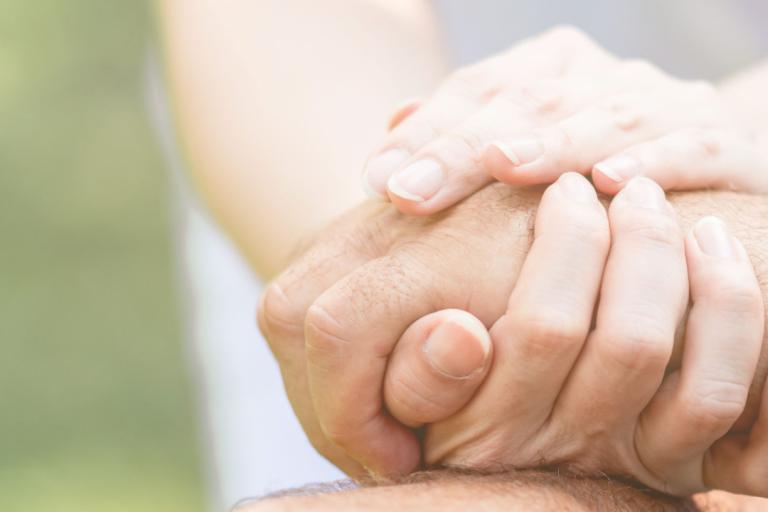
0,2,204,511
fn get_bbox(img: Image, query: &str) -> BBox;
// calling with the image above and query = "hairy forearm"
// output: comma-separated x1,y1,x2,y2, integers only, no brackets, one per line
720,59,768,133
240,468,697,512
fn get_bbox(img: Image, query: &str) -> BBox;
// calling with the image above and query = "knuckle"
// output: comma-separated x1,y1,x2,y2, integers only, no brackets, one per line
259,282,305,338
621,216,681,250
678,127,723,158
319,412,371,452
599,93,644,132
439,129,488,163
500,82,564,117
680,380,748,429
549,122,576,154
598,320,671,371
693,264,763,314
389,111,441,147
711,281,763,318
512,307,586,356
450,62,502,99
567,213,611,247
304,300,353,358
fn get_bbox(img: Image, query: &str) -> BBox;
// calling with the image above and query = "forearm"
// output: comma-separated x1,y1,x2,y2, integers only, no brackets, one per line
720,59,768,133
156,0,448,277
240,468,696,512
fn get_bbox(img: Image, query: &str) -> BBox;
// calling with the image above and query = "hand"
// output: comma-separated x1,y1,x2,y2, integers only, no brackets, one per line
362,26,768,215
257,178,768,479
384,175,768,497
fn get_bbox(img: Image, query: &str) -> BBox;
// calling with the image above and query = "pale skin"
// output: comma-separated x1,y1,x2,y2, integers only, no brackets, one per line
157,0,448,277
384,175,767,496
157,1,768,506
363,28,768,214
258,182,768,493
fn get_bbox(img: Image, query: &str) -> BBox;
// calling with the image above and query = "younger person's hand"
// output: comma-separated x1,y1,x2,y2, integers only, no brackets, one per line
384,175,768,497
363,27,768,215
258,175,768,483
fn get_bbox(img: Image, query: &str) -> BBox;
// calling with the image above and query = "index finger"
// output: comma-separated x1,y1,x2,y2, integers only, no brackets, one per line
305,185,540,476
362,26,615,197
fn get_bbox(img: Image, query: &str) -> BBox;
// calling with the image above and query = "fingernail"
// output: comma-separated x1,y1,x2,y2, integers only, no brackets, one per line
622,176,666,211
594,154,641,183
693,216,738,259
424,321,490,379
363,149,410,197
558,172,596,203
489,139,543,167
387,159,444,202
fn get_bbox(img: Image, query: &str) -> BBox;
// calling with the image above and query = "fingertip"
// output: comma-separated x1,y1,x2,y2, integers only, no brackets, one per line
484,140,521,184
384,310,492,427
591,163,625,195
423,309,492,379
385,159,445,215
362,172,389,200
385,160,460,216
689,216,741,261
553,171,599,203
363,148,411,197
360,422,422,479
592,153,648,195
612,176,670,215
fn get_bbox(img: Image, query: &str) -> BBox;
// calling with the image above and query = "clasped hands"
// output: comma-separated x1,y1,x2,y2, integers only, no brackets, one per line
258,27,768,497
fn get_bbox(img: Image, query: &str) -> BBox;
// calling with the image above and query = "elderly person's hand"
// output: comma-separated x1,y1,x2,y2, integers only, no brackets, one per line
363,27,768,215
257,177,768,482
384,174,767,497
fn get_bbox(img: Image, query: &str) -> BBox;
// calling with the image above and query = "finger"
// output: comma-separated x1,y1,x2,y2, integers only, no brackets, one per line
707,373,768,497
637,217,764,494
486,85,719,186
385,78,602,215
592,129,768,195
556,177,688,431
362,26,615,197
305,254,451,477
387,97,423,131
427,173,610,464
361,79,492,197
384,309,492,428
257,203,397,476
304,187,541,476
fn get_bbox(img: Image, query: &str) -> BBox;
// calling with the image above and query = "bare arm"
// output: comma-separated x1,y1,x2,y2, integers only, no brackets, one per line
237,468,727,512
156,0,449,277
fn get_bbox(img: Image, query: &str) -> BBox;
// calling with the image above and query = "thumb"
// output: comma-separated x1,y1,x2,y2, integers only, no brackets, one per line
384,309,492,428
